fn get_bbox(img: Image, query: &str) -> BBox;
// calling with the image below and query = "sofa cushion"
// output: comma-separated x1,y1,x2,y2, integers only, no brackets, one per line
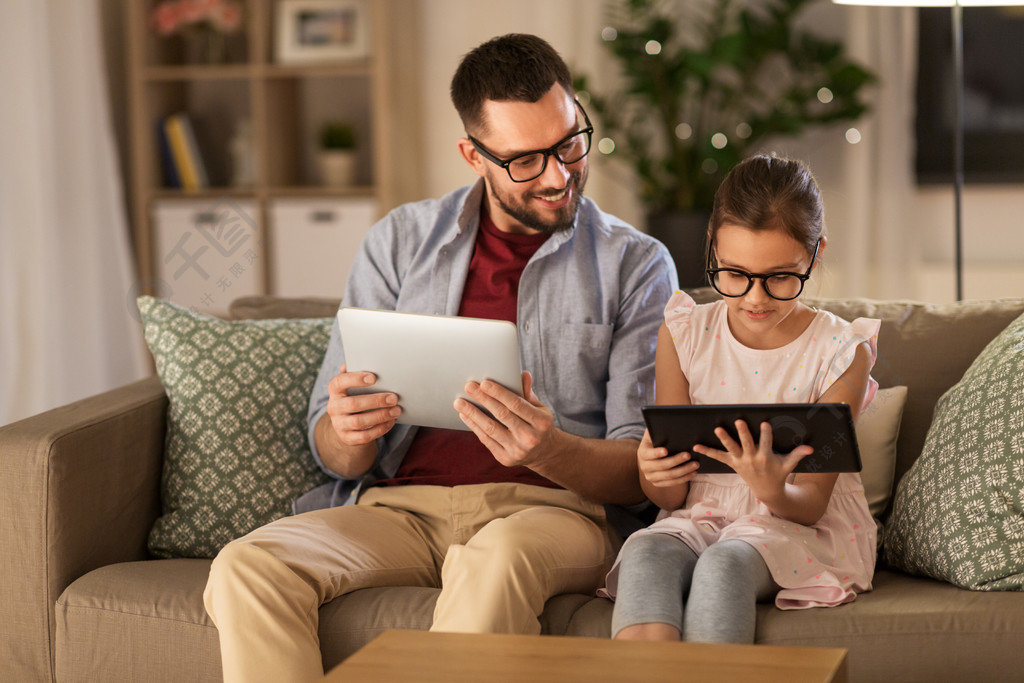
754,570,1024,682
884,310,1024,589
856,385,907,521
55,560,438,679
56,560,222,682
53,561,603,677
138,297,332,558
578,570,1024,682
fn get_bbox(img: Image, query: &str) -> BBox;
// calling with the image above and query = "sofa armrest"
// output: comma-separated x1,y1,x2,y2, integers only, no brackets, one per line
0,376,167,682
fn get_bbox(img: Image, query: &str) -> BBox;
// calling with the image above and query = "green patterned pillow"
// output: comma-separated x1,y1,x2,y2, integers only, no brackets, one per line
884,311,1024,590
138,296,332,558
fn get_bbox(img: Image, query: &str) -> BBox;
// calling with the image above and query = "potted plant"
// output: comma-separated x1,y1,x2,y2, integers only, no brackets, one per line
317,122,358,187
576,0,876,286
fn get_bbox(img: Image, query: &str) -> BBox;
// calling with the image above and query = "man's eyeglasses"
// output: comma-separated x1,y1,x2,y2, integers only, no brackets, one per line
706,239,821,301
468,100,594,183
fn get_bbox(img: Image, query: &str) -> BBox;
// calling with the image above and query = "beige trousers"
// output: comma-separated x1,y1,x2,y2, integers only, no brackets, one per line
203,483,617,683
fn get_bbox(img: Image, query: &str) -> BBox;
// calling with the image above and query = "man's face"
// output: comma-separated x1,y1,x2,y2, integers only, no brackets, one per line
465,85,590,235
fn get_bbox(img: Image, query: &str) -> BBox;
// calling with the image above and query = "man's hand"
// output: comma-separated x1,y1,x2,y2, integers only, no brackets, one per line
315,364,401,479
454,371,643,505
454,371,559,469
326,364,402,446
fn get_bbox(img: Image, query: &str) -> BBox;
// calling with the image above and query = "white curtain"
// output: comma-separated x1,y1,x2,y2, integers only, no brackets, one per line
836,6,921,299
0,0,148,426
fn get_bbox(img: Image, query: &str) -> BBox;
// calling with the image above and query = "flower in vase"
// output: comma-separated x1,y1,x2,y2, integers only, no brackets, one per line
152,0,243,36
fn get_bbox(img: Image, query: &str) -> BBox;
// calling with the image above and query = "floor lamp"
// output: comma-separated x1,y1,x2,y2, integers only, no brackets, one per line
834,0,1020,301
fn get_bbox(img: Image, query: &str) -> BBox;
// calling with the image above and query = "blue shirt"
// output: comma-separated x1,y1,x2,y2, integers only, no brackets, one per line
304,181,678,529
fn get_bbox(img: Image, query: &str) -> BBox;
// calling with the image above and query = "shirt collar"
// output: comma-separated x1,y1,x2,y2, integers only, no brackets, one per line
456,178,579,252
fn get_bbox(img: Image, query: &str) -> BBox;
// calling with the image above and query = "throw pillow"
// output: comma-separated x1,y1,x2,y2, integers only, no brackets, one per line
884,311,1024,590
138,296,333,559
856,385,908,520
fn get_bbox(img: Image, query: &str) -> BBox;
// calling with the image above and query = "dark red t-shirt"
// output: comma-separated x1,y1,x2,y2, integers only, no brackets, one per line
374,211,559,489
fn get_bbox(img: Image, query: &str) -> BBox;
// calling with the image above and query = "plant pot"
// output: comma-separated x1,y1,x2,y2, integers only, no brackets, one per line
317,150,357,187
645,210,711,290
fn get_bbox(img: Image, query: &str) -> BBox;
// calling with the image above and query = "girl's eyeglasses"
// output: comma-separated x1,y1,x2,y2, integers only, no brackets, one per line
706,239,820,301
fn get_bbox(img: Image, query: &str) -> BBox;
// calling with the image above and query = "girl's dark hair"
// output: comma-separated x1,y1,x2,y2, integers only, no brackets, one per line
450,34,574,136
708,154,824,264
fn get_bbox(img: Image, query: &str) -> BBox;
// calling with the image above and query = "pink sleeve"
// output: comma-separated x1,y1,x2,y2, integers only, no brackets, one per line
824,317,881,412
663,290,697,374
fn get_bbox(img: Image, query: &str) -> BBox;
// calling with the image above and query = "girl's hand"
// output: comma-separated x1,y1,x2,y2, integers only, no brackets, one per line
693,420,812,501
638,429,700,488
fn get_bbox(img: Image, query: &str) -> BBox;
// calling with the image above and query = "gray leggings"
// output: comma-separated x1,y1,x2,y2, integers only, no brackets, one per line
610,533,779,643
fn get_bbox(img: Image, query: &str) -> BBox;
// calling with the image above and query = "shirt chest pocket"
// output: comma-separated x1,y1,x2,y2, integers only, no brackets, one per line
543,322,614,407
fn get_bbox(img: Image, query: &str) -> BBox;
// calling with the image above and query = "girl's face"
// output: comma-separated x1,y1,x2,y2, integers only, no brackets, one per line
712,223,821,349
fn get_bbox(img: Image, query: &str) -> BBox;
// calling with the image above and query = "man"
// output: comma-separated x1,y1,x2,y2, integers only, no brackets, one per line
204,33,677,682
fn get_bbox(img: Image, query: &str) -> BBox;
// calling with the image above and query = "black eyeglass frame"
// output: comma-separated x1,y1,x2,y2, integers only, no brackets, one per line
706,239,821,301
467,100,594,183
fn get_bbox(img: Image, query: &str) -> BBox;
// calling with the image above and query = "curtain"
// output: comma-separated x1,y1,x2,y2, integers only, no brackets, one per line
837,6,920,299
0,0,147,426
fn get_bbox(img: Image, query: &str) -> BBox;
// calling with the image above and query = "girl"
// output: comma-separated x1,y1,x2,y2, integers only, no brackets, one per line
604,154,879,644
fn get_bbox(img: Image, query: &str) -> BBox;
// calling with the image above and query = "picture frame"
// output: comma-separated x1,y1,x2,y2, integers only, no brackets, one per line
275,0,370,65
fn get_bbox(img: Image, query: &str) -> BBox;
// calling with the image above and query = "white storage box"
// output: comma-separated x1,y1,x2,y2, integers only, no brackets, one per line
268,197,378,298
152,198,263,317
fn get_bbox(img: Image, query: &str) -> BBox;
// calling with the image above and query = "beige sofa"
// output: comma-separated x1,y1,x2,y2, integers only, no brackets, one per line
4,291,1024,682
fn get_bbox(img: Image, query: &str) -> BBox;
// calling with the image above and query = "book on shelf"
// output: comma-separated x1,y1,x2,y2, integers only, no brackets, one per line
161,112,210,191
156,121,180,189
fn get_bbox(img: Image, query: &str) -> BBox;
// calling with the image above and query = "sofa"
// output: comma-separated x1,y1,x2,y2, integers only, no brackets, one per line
3,290,1024,682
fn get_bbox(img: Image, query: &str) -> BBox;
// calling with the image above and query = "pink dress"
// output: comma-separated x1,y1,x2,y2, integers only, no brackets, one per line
606,291,881,609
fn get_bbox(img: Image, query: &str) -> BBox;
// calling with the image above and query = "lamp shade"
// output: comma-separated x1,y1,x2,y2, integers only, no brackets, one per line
833,1,1019,5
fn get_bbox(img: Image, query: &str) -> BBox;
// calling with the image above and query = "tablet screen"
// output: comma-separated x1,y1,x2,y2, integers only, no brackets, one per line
641,403,862,474
338,307,523,431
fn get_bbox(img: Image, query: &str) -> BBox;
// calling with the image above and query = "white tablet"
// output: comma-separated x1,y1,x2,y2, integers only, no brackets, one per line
337,307,523,431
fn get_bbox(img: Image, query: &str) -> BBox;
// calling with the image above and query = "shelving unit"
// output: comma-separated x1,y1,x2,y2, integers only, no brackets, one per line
125,0,399,311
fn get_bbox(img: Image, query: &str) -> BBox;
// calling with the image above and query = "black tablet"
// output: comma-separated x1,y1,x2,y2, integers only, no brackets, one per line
641,403,862,474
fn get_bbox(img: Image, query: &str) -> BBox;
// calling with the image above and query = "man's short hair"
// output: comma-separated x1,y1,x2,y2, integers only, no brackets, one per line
450,33,574,136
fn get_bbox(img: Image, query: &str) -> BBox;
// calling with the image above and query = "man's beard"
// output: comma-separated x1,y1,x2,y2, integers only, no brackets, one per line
488,166,588,235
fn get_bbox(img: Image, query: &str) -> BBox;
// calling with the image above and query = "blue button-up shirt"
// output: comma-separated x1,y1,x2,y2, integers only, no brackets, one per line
304,181,677,530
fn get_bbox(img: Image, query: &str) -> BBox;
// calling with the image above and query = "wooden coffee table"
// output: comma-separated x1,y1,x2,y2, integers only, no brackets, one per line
323,630,847,682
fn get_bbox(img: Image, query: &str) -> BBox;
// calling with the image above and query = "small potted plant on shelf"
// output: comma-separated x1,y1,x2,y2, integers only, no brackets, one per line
575,0,876,286
318,122,358,188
